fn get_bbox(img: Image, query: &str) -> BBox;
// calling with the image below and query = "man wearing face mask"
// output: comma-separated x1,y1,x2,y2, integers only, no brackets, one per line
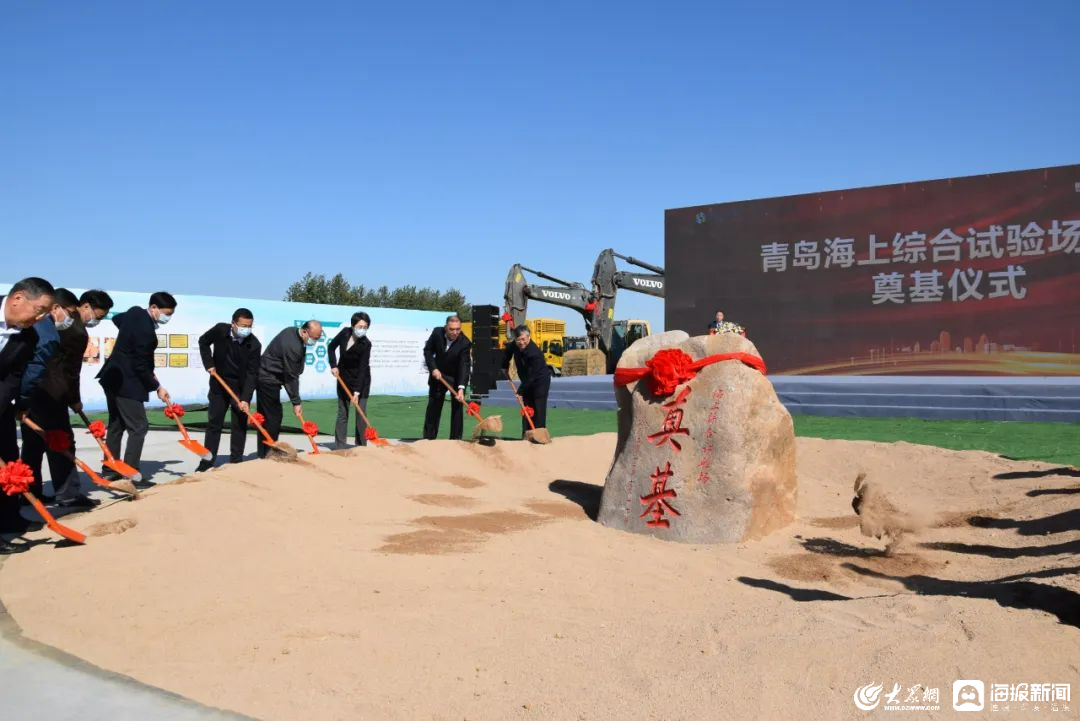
196,308,262,471
501,325,552,437
96,291,176,485
328,312,372,449
0,277,56,547
256,320,322,458
422,314,472,441
21,289,113,507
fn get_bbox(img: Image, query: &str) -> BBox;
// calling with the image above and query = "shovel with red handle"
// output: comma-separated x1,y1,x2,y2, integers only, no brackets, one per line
0,457,86,544
74,409,142,481
297,411,321,455
504,371,552,444
162,404,213,461
23,416,138,497
334,375,390,446
207,369,296,459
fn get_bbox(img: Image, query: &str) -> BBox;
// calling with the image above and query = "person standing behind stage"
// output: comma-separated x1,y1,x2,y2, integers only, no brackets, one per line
256,320,322,458
501,325,551,437
422,315,471,440
96,291,176,485
21,289,113,508
196,308,261,472
0,277,55,550
328,312,372,449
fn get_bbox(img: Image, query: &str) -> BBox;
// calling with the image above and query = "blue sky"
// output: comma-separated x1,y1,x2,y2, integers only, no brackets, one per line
2,0,1077,334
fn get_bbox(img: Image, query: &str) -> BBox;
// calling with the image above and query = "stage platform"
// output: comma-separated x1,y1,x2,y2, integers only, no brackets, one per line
483,375,1080,422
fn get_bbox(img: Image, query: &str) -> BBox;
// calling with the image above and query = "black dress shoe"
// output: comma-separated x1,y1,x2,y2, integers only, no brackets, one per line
56,496,101,510
0,538,28,555
195,460,214,473
101,470,123,482
132,479,156,490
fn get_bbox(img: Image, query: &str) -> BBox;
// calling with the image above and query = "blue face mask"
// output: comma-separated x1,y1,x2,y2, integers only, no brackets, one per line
85,317,101,328
353,327,367,339
305,337,317,347
55,312,74,332
156,312,172,326
235,326,253,338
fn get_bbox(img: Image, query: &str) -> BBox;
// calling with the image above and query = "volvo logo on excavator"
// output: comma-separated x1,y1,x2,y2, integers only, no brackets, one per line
632,278,664,289
540,290,573,300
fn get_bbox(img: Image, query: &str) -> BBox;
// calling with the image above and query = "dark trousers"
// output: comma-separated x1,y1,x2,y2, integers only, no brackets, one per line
521,387,549,437
0,405,24,532
423,385,463,440
204,388,248,464
105,392,149,471
335,395,368,448
256,379,284,459
21,396,76,498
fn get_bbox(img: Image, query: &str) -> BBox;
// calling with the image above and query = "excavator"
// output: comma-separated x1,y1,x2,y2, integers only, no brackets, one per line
502,251,665,374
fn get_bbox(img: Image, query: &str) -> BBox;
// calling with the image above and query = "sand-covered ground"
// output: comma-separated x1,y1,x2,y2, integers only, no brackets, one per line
1,434,1077,720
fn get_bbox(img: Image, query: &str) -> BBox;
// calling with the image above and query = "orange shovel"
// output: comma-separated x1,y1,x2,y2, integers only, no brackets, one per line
296,410,321,455
162,403,213,461
334,375,390,446
208,369,294,458
22,417,137,496
74,409,141,481
0,458,86,544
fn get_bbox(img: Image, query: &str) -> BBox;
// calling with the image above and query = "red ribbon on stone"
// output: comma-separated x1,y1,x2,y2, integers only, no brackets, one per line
614,348,767,397
248,412,265,426
88,420,107,439
45,430,72,452
163,404,185,419
364,427,379,441
0,461,34,496
302,420,319,437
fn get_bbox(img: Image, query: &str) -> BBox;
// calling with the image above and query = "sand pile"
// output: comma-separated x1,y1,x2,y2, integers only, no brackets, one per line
1,435,1077,720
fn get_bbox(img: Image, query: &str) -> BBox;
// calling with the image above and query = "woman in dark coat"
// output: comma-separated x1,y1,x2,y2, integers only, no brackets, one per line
327,312,372,448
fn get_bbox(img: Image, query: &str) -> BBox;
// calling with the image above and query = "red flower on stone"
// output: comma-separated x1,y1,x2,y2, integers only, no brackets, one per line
88,420,107,439
0,461,34,496
521,405,535,418
302,421,319,437
467,402,481,416
45,430,72,452
248,412,265,426
364,427,379,441
645,348,697,397
163,404,185,419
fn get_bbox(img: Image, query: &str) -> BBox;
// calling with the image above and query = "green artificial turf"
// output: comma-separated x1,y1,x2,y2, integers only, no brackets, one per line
86,398,1079,467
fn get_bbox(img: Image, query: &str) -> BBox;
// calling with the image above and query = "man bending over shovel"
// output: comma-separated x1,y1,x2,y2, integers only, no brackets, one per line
502,325,551,442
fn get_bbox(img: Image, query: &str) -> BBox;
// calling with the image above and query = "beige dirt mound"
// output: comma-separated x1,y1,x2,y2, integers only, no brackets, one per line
1,434,1077,721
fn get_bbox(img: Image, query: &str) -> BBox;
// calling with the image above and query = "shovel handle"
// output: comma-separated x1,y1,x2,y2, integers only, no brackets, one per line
334,375,372,426
73,408,114,457
504,371,537,431
209,369,276,444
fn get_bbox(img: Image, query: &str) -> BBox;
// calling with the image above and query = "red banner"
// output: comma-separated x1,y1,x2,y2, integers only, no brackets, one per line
665,164,1080,375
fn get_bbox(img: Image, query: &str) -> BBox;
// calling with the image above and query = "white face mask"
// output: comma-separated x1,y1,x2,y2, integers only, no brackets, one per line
353,327,367,339
156,312,172,326
235,326,253,338
85,317,101,328
55,311,74,331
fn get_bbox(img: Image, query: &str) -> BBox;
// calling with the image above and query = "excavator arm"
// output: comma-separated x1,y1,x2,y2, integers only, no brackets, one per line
590,249,665,355
504,264,595,342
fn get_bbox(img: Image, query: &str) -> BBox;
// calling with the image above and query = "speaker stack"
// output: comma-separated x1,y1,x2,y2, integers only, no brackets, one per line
469,304,501,396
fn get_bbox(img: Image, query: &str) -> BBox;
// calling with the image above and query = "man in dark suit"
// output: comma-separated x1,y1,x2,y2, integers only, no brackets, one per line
328,312,373,448
20,289,113,508
422,315,472,440
96,291,176,483
0,277,56,547
502,325,552,437
196,307,262,471
256,320,322,458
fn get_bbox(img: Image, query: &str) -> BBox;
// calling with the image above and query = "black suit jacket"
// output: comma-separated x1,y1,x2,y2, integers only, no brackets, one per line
96,306,160,401
423,327,471,389
327,327,372,399
35,316,89,406
502,341,551,395
199,323,262,402
0,295,41,412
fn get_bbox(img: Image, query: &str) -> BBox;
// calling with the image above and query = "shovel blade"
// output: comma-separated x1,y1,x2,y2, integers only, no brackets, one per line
104,458,141,479
371,437,392,447
179,439,213,461
525,428,553,445
25,494,86,544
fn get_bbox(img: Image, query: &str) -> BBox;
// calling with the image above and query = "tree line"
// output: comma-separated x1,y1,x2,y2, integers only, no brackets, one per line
284,273,470,319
